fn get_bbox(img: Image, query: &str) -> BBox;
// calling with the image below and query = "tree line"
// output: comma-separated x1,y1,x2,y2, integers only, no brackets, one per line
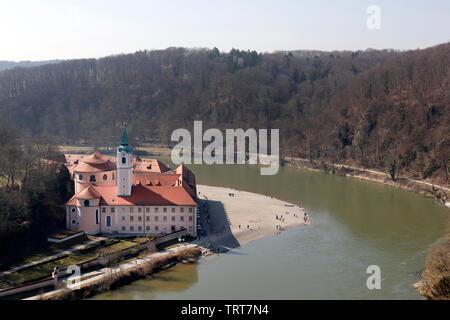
0,122,73,257
0,43,448,184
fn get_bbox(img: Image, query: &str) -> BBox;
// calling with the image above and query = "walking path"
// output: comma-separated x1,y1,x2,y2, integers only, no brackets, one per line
285,157,450,192
0,236,106,278
24,243,197,300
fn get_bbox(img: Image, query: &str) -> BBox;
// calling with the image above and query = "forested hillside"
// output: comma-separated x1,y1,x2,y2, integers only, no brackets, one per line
0,60,62,72
0,44,448,183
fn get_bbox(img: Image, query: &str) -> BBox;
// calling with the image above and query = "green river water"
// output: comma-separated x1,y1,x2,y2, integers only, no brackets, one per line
91,160,448,299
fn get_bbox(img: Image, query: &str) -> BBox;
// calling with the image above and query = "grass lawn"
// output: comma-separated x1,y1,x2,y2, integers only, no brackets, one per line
135,146,171,154
58,145,94,153
0,239,137,287
119,236,154,244
48,229,83,240
0,234,90,272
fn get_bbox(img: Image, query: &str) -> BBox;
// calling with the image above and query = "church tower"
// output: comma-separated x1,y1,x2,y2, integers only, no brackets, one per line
117,128,132,196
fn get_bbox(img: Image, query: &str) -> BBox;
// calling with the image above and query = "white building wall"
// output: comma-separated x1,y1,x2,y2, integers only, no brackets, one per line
98,205,197,236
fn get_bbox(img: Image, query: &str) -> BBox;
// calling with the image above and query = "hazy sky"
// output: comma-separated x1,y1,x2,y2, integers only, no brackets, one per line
0,0,449,61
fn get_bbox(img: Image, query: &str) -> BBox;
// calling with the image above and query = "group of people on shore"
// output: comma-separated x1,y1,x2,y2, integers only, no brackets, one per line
303,211,310,223
275,214,285,230
276,209,310,229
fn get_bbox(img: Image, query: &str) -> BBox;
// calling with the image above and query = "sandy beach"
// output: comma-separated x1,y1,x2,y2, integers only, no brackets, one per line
196,185,310,253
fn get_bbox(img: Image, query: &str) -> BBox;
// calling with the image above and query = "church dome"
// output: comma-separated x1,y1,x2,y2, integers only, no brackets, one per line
83,152,110,164
73,152,116,173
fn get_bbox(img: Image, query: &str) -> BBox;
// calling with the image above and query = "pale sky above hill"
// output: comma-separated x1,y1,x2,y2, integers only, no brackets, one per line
0,0,449,61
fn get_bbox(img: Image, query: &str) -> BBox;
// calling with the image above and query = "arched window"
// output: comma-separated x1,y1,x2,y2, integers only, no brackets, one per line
84,200,90,207
103,174,107,181
122,157,126,164
89,175,96,182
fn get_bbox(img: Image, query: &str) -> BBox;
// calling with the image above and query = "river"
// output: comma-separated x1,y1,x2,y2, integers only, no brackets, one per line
91,159,448,299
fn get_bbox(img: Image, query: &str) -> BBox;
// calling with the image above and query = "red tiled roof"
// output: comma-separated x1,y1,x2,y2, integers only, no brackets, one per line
65,154,197,207
66,197,77,206
66,184,196,207
96,185,197,206
73,160,116,173
78,185,101,199
83,152,110,164
65,184,100,205
133,158,170,173
132,173,180,186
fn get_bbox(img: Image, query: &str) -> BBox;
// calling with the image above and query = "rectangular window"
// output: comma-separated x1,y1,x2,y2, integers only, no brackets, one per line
172,207,175,213
146,226,150,231
130,207,134,213
130,216,134,221
111,207,115,213
155,226,159,231
102,207,106,213
96,211,99,224
180,216,184,222
138,216,142,221
155,216,159,222
146,207,150,213
163,216,167,221
172,216,175,222
163,208,167,213
189,216,192,222
138,207,142,213
106,216,111,227
189,207,193,212
72,208,75,212
180,208,184,213
130,226,134,232
146,216,149,221
122,216,125,221
122,207,126,212
155,208,159,213
122,226,125,231
138,226,142,232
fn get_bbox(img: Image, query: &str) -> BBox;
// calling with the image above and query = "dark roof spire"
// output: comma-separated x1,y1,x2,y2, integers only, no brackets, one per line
121,127,128,146
118,127,131,154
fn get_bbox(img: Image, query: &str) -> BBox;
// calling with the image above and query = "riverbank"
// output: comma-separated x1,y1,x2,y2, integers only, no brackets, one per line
23,185,309,299
281,158,449,299
196,185,310,255
283,157,450,207
25,245,201,300
414,218,450,300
